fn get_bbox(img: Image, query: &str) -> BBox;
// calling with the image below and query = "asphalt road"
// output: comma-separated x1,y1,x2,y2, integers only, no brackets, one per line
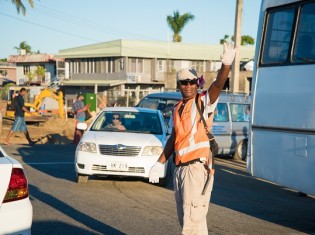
2,144,315,235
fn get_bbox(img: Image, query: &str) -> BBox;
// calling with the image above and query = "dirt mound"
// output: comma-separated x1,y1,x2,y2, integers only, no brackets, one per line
1,117,76,145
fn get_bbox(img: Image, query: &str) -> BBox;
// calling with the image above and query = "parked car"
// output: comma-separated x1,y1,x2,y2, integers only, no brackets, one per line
0,146,33,235
75,107,170,185
136,91,251,160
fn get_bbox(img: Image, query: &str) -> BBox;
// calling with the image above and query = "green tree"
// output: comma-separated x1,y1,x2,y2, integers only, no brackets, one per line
220,35,230,44
167,10,195,42
35,65,46,84
240,35,255,45
231,35,255,45
14,41,32,54
26,71,35,85
10,0,35,15
0,83,15,100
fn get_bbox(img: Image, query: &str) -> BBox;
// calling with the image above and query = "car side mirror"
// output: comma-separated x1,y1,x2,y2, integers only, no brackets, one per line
77,122,88,130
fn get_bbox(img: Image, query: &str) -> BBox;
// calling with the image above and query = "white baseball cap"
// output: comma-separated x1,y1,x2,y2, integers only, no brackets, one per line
176,68,198,81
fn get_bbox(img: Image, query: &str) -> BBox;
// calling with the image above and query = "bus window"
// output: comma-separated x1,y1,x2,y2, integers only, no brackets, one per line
214,103,228,122
261,7,295,64
230,104,250,122
293,2,315,63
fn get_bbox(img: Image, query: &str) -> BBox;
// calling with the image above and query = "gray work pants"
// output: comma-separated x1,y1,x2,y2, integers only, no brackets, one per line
174,161,214,235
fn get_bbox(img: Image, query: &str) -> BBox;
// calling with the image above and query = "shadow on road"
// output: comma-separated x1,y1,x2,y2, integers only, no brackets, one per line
17,144,77,182
211,162,315,234
32,221,106,235
10,144,315,234
29,184,126,235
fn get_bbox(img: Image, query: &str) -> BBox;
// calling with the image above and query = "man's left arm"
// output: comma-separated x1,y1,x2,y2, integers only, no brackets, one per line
208,42,236,103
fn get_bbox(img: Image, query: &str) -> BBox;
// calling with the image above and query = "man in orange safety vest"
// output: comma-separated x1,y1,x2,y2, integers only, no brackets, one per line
149,42,236,235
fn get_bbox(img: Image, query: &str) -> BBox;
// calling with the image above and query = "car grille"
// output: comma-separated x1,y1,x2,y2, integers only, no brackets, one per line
92,164,145,173
99,144,141,156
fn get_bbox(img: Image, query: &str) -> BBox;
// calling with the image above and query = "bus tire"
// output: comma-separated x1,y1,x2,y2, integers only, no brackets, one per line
233,139,248,161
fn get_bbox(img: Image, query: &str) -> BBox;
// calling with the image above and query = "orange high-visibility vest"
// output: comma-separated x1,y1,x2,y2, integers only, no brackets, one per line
174,94,214,165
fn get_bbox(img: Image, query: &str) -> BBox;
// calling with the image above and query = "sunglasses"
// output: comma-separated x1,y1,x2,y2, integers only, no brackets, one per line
179,79,198,86
113,117,120,120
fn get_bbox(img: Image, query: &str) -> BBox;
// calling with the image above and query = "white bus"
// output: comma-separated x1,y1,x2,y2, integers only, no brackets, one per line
248,0,315,196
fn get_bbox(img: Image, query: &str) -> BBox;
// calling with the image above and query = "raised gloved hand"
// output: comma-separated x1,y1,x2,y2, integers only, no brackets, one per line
149,162,164,183
220,42,236,65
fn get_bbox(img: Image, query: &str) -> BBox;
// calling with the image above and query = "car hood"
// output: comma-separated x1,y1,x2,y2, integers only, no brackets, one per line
81,131,165,146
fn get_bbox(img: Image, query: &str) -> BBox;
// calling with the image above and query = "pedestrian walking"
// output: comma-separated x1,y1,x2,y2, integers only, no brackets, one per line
149,42,236,235
4,87,36,146
72,94,90,144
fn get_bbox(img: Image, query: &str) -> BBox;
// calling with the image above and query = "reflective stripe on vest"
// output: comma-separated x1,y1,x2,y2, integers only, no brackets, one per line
174,95,212,165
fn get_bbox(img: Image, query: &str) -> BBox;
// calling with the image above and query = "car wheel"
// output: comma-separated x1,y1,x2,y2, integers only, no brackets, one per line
233,139,248,161
76,174,89,183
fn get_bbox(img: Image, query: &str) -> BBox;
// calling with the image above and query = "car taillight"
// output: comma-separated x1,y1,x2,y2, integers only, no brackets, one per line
3,168,29,203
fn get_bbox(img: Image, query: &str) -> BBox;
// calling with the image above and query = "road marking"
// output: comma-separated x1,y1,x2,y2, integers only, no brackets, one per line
22,162,74,165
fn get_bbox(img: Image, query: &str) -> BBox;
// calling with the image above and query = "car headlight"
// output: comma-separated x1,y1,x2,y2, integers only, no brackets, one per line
142,146,163,156
78,142,97,153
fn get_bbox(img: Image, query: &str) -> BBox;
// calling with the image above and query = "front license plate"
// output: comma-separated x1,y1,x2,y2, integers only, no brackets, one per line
109,162,128,171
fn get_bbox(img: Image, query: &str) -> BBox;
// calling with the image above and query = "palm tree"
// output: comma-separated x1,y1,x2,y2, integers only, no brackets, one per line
220,35,230,44
14,41,32,54
167,10,195,42
35,65,46,84
10,0,34,15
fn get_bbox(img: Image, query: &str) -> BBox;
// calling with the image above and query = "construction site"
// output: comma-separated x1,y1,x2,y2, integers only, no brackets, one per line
0,86,94,145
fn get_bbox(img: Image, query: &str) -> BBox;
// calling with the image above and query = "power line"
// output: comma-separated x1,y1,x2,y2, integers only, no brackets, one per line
0,10,215,57
35,5,154,40
0,12,100,43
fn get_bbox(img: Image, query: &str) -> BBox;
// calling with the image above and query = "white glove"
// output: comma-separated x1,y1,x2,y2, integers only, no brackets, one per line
149,162,164,183
220,42,236,65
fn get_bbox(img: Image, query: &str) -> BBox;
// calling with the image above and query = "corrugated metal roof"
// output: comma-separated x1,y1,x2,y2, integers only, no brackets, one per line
56,39,255,61
7,54,56,63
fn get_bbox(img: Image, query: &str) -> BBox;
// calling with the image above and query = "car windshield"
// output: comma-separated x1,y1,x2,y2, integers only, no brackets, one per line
90,111,163,134
137,97,179,118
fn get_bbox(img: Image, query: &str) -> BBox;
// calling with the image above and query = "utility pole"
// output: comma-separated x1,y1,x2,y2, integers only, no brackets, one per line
231,0,243,93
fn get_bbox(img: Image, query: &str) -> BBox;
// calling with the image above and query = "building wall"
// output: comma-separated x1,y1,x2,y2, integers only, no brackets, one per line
64,56,253,94
15,62,56,85
0,64,16,81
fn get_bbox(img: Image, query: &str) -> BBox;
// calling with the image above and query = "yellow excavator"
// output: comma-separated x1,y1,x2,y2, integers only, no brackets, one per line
6,88,65,119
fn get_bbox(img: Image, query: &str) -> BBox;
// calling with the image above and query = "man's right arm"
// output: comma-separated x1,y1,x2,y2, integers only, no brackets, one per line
208,42,236,103
157,128,175,164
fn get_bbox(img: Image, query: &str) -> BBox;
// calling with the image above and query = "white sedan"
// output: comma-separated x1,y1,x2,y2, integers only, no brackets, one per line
75,107,170,185
0,146,33,235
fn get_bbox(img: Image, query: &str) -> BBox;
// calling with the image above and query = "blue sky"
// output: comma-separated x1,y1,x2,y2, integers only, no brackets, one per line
0,0,261,58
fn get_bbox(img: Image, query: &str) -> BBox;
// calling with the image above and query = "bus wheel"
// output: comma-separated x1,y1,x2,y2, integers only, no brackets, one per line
233,139,248,161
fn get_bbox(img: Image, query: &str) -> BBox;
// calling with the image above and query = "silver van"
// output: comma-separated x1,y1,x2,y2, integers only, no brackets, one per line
136,92,251,160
